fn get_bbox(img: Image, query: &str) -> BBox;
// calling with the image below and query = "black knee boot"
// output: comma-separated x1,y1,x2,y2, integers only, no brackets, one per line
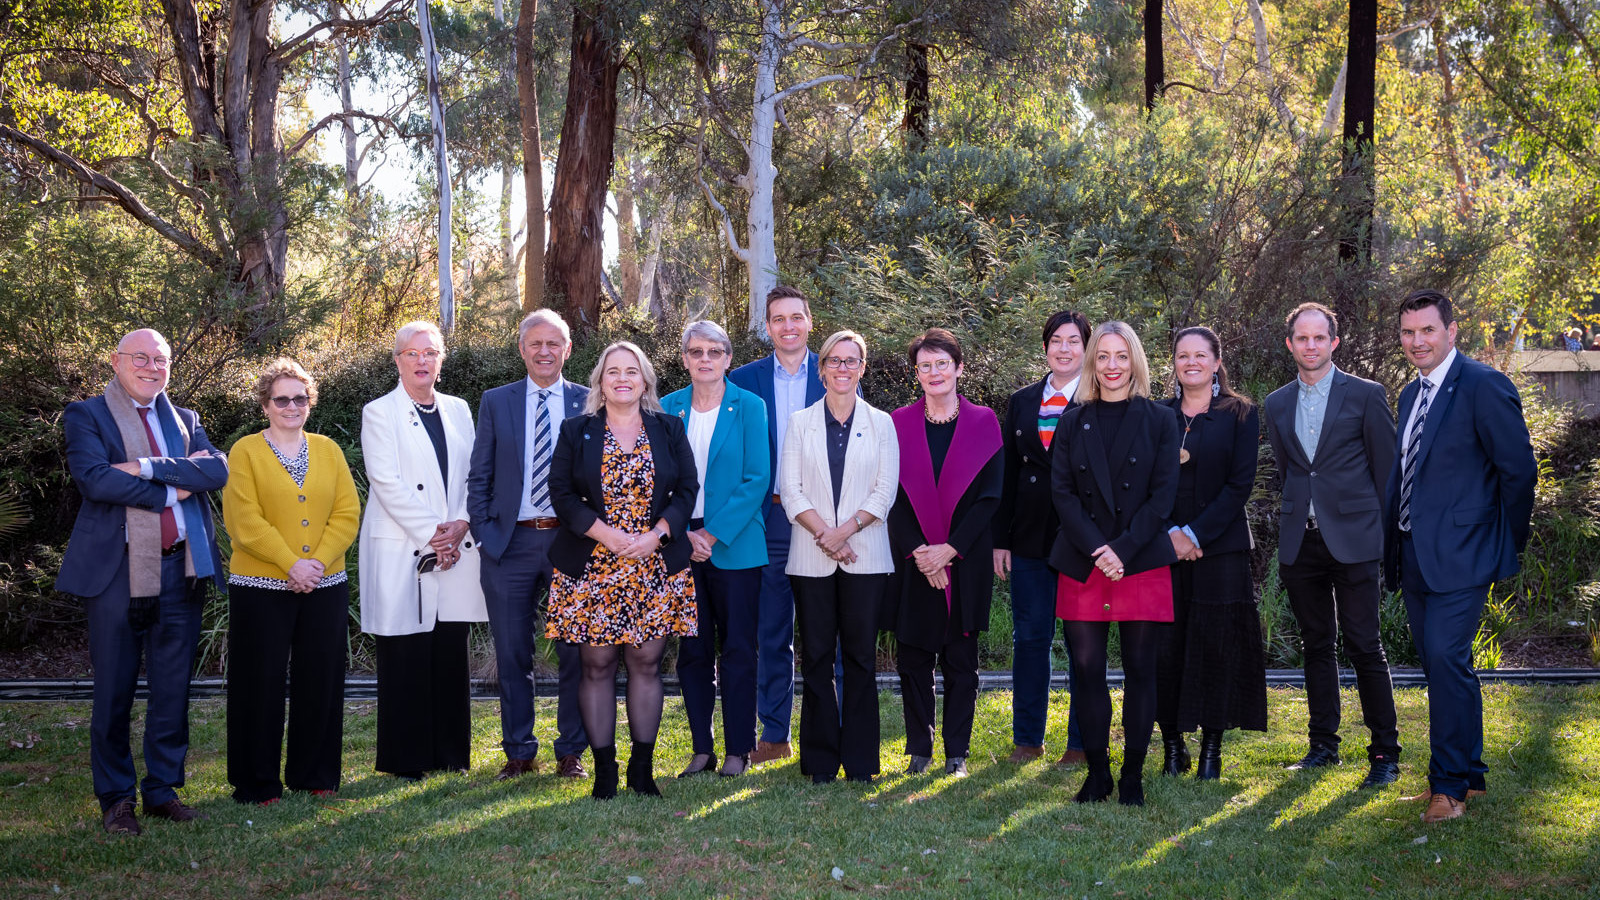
1160,729,1191,776
1073,749,1114,803
627,741,661,797
592,745,619,800
1196,729,1223,780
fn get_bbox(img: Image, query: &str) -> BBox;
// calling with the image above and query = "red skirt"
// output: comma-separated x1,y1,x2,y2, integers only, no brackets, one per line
1056,566,1174,622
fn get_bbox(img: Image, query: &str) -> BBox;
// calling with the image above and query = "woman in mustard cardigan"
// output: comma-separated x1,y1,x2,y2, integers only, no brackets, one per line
223,358,360,804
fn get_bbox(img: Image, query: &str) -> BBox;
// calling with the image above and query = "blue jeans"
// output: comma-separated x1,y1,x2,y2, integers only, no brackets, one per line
755,502,797,743
1010,555,1081,751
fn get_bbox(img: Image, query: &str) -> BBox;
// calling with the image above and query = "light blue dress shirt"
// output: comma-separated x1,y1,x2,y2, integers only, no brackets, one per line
519,378,567,519
772,354,810,464
1296,365,1335,521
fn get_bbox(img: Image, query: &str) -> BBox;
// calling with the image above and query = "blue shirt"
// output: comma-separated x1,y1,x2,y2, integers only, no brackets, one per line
772,354,810,464
520,378,568,519
1296,366,1336,520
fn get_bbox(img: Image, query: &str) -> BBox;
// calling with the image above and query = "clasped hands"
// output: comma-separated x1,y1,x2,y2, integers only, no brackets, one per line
428,519,471,571
1169,529,1203,562
914,542,957,590
596,523,665,560
1091,544,1125,582
814,522,857,566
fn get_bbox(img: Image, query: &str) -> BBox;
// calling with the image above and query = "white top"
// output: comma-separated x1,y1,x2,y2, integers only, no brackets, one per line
779,398,899,576
1401,348,1457,454
1044,374,1080,405
687,404,719,519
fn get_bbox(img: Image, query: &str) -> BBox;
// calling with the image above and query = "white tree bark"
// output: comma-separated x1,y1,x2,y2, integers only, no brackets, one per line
639,192,668,317
335,2,359,199
417,0,453,334
1247,0,1300,139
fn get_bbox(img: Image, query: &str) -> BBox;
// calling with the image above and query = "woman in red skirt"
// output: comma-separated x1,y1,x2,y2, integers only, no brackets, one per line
1048,321,1180,806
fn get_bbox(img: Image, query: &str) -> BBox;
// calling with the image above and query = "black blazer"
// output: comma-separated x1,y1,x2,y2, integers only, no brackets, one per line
1161,397,1259,556
995,377,1066,560
548,408,699,578
1048,397,1181,582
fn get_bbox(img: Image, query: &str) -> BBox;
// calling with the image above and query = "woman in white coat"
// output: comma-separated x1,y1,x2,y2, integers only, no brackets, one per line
359,321,487,778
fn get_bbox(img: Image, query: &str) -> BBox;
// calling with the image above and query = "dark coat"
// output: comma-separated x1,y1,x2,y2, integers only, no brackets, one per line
466,377,589,562
994,377,1066,560
727,351,826,501
1048,397,1181,582
1161,397,1259,556
548,408,699,578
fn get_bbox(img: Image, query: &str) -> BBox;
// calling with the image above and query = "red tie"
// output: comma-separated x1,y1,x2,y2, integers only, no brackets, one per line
139,407,179,550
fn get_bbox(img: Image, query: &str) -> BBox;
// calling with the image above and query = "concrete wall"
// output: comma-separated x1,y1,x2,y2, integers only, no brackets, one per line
1512,350,1600,418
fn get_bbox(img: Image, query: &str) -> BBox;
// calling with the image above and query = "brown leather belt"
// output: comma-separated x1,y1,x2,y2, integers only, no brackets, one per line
518,517,561,530
771,493,782,505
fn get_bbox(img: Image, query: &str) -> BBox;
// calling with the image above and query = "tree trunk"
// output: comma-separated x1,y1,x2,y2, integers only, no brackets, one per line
418,0,454,333
516,0,546,312
335,1,359,200
494,0,519,307
742,0,785,333
616,158,642,309
1340,0,1377,263
545,0,621,329
902,41,930,144
1433,23,1473,218
640,196,667,318
1144,0,1165,110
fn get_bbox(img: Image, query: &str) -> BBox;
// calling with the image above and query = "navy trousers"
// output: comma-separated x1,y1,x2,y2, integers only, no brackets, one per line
680,559,762,757
755,502,798,743
86,550,203,812
1009,555,1082,750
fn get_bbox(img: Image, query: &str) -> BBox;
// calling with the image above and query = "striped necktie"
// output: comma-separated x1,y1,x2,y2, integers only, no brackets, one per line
529,389,553,511
1396,379,1434,533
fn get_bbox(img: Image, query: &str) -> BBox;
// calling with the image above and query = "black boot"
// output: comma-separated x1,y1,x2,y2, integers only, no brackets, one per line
592,745,618,800
1118,755,1147,806
1160,731,1191,776
627,741,661,797
1195,729,1223,781
1073,750,1114,803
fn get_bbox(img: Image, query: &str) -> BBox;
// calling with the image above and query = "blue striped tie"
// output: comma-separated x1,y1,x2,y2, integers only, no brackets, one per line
1396,379,1434,532
529,389,552,511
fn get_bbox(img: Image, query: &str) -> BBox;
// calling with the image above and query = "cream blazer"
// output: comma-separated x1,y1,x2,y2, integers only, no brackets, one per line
358,385,487,636
779,398,899,576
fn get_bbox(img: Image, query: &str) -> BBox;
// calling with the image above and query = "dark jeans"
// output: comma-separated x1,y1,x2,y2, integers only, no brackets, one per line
480,526,587,761
86,551,203,811
1400,533,1489,799
374,622,471,776
1009,555,1081,750
897,634,979,759
1280,528,1401,760
755,502,797,743
226,581,348,802
681,559,762,757
791,571,886,779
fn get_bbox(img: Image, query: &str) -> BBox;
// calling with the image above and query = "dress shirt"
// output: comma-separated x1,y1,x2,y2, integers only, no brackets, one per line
687,404,719,518
519,377,567,519
1296,365,1335,521
772,354,810,464
1401,348,1458,455
825,406,855,514
135,401,189,541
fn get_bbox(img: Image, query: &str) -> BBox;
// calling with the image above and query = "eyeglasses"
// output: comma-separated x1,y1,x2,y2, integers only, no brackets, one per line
398,349,442,363
822,356,863,370
914,359,955,375
271,395,311,409
685,347,728,361
118,352,171,369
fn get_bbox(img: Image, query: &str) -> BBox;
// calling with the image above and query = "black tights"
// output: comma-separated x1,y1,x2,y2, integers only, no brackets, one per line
578,639,666,749
1063,621,1161,768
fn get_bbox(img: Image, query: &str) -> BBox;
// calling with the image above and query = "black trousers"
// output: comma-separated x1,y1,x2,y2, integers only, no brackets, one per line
896,633,979,759
374,621,472,776
227,581,349,802
790,572,887,779
1280,528,1401,760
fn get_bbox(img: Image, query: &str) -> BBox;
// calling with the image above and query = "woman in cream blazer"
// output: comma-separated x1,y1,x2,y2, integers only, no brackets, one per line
778,330,898,784
358,321,487,779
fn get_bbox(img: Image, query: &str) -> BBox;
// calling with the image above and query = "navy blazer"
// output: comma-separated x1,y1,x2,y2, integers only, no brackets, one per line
547,409,700,578
728,351,825,500
1384,354,1537,593
466,377,588,562
1161,397,1259,556
57,393,229,598
1049,397,1181,582
995,377,1067,559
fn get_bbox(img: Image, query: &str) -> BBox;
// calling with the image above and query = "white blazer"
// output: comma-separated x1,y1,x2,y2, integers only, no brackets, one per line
358,385,487,636
779,398,899,576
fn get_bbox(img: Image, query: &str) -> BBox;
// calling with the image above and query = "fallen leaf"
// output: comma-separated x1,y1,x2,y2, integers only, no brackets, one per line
831,867,844,881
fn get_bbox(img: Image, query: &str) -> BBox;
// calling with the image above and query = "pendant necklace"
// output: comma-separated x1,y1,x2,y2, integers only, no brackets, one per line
1178,405,1206,464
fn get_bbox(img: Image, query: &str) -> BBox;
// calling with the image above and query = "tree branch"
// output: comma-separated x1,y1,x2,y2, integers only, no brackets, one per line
769,73,851,106
285,110,408,158
695,128,750,263
274,0,410,62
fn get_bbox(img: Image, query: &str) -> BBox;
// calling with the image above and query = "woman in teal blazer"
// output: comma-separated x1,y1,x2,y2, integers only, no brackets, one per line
662,320,771,777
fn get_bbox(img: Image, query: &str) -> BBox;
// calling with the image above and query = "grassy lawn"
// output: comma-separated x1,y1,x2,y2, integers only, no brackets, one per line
1,683,1596,899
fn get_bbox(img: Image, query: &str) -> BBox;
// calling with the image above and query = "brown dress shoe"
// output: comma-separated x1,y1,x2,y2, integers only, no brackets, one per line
497,757,540,781
1421,792,1466,823
103,799,140,835
1055,748,1088,767
144,798,207,822
750,740,792,765
556,754,588,778
1008,745,1044,764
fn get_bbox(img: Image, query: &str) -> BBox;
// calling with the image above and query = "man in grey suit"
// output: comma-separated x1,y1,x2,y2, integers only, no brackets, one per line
467,310,590,780
1264,302,1402,789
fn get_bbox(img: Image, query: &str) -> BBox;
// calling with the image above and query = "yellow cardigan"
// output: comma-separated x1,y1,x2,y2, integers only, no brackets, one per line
223,432,361,580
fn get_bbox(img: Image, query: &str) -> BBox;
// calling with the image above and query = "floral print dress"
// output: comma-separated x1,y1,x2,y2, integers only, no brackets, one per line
546,424,697,645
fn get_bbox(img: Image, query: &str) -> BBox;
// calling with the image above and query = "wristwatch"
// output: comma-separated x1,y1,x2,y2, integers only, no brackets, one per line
654,527,672,547
852,514,865,530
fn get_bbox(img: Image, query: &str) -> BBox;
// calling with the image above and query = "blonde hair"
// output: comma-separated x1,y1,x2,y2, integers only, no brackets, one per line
1076,321,1152,403
585,341,663,414
817,330,868,381
253,357,317,410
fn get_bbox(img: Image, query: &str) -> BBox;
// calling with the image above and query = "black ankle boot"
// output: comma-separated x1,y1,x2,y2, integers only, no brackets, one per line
592,745,618,800
1073,750,1114,803
627,741,661,796
1161,733,1191,776
1118,763,1146,806
1196,729,1223,780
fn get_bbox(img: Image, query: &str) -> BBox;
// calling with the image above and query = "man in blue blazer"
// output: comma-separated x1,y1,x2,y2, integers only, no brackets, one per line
467,310,590,780
58,329,229,835
1385,290,1536,823
727,285,825,764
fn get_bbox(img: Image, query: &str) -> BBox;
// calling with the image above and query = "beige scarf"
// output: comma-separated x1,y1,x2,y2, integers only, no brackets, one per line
104,378,196,597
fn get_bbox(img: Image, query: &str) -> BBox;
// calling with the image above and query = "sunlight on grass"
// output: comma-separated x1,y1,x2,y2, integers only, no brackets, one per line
684,784,762,821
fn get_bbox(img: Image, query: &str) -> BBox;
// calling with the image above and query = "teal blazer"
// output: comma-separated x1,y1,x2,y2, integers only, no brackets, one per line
661,379,770,570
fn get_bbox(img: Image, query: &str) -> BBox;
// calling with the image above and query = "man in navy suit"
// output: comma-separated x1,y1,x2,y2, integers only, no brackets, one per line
58,329,229,835
728,285,826,764
468,310,590,780
1385,290,1535,823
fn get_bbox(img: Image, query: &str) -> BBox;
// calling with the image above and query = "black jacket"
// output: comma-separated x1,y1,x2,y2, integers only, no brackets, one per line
995,377,1065,560
1161,397,1259,556
1048,397,1181,582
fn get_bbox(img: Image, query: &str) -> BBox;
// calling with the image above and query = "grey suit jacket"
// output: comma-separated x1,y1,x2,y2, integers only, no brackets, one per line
1264,368,1396,565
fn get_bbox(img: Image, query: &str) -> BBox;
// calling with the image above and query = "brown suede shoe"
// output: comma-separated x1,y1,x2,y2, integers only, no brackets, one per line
1008,745,1044,763
556,754,588,778
102,798,140,835
1055,748,1088,767
1405,787,1486,802
750,740,792,765
1421,792,1466,823
144,798,207,823
497,757,540,781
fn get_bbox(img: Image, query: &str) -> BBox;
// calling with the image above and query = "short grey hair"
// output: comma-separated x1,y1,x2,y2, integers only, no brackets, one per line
518,309,571,345
584,341,663,415
393,320,445,357
681,319,733,356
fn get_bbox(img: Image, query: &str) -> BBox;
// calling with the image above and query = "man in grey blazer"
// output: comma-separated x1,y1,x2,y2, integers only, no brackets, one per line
467,310,590,780
1264,302,1402,790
